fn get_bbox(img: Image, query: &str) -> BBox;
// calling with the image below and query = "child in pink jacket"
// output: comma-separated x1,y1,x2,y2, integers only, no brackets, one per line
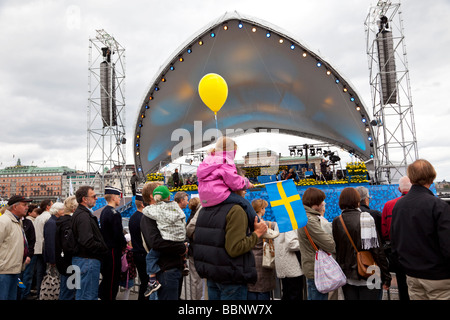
197,136,259,231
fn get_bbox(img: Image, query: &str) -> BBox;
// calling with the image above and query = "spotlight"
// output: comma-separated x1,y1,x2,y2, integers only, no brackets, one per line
238,22,243,29
302,52,307,57
179,57,184,62
223,25,228,30
266,32,271,38
290,44,295,50
343,87,348,93
316,61,322,67
326,70,332,76
169,65,175,71
368,136,372,141
335,78,340,84
145,105,149,109
187,48,192,54
289,148,295,156
362,117,367,123
279,38,284,44
210,32,215,38
154,86,159,91
350,96,355,102
356,105,361,111
330,154,341,163
252,26,257,32
198,39,204,45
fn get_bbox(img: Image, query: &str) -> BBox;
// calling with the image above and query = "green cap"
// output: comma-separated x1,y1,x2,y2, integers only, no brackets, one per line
153,185,172,199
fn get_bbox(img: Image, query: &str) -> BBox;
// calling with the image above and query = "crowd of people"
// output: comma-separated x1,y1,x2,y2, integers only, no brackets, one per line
1,137,449,300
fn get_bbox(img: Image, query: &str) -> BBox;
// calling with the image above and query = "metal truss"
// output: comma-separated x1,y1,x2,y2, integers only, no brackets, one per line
365,0,419,184
87,29,127,194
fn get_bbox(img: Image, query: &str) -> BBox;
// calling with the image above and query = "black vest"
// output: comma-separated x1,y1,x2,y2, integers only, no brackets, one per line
193,203,257,285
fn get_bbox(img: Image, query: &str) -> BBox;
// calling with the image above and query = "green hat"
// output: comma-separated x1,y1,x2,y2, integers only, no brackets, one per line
153,185,172,199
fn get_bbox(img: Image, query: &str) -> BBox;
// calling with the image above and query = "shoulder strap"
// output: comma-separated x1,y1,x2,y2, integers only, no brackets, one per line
339,215,359,253
303,226,318,252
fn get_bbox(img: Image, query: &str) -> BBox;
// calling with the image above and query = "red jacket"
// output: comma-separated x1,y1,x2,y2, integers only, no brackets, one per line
381,193,407,241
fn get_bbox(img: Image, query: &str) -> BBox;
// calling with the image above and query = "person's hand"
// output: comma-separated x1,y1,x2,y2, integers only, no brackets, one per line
248,182,255,189
253,216,268,238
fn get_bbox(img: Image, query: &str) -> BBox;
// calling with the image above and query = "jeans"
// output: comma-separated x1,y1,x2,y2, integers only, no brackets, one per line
19,254,37,299
72,256,101,300
59,274,76,300
247,291,271,300
306,278,328,300
207,280,248,300
223,192,259,232
146,249,161,275
156,268,182,300
0,274,19,300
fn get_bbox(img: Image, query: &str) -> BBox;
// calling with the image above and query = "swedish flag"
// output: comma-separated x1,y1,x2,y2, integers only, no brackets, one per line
266,180,307,233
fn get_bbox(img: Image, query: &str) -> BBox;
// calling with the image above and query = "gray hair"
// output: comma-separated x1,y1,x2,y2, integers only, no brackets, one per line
174,191,188,203
49,202,65,215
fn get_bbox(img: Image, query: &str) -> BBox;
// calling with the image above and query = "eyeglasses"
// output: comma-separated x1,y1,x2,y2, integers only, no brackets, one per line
86,194,98,199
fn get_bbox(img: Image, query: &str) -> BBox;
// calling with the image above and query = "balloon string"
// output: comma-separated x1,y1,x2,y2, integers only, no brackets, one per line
215,113,219,137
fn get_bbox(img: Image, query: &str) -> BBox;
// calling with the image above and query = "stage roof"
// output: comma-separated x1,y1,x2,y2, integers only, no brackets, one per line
133,12,374,175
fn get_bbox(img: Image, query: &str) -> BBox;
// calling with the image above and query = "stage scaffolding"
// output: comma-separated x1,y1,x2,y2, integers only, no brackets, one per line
365,1,419,184
87,29,127,194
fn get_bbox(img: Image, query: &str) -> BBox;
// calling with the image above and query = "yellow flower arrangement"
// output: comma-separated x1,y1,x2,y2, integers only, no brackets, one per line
169,184,199,192
146,172,164,181
346,161,368,176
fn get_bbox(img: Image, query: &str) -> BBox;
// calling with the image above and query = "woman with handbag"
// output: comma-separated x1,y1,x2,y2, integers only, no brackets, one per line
247,198,278,300
297,187,336,300
332,187,391,300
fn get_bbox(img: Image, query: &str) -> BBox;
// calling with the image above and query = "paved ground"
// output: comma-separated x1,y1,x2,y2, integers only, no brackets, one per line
117,271,401,300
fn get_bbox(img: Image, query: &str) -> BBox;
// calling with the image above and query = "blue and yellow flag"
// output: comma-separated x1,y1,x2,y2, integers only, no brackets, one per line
266,180,307,233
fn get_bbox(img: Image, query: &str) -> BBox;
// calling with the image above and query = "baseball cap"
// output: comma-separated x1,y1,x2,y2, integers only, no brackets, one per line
8,195,33,206
153,185,172,200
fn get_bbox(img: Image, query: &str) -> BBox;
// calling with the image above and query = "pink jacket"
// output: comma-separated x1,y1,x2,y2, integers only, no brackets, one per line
196,150,250,207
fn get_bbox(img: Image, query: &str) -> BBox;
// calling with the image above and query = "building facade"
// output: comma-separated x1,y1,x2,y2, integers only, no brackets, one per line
0,162,76,203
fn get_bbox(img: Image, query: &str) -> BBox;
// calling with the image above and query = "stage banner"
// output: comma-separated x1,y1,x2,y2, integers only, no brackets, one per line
266,179,307,233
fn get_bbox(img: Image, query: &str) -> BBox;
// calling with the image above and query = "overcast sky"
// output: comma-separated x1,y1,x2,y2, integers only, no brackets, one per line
1,0,449,181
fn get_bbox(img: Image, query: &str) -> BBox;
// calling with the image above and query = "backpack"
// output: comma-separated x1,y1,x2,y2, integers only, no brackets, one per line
55,216,78,275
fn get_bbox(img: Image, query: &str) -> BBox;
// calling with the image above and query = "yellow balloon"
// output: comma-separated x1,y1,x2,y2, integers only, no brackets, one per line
198,73,228,114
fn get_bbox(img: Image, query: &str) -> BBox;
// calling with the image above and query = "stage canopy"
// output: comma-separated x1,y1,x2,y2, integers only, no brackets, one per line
133,11,375,175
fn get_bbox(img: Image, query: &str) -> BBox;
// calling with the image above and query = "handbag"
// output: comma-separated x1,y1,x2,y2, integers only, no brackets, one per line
304,226,346,293
262,222,275,269
339,215,377,278
39,264,60,300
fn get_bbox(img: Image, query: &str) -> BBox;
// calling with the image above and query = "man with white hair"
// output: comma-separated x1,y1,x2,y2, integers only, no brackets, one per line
381,176,412,301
